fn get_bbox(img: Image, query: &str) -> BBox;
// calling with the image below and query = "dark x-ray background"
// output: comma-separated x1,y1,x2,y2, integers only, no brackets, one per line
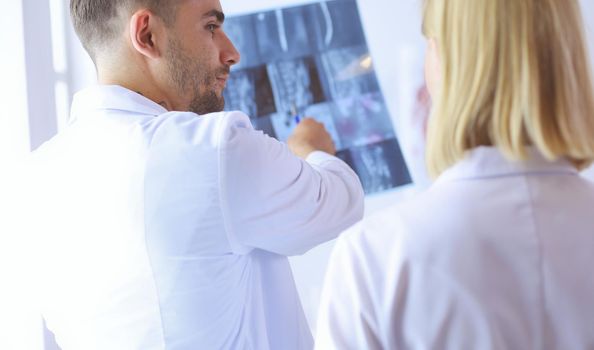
223,0,411,194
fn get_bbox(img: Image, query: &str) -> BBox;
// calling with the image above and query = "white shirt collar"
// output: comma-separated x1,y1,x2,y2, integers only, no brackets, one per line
70,85,169,121
436,146,578,184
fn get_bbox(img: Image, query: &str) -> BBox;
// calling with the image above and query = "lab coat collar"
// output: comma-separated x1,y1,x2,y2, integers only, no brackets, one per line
436,146,578,184
70,84,168,121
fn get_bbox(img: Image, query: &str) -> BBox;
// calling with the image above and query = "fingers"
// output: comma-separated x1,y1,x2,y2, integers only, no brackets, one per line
288,117,336,158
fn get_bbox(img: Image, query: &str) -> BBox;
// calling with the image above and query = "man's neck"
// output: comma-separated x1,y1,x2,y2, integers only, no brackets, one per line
96,54,177,111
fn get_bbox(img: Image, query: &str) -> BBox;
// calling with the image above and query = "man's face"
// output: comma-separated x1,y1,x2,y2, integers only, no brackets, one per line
164,0,240,115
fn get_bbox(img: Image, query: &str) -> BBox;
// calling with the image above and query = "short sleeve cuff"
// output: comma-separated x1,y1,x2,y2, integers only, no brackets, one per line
305,151,338,165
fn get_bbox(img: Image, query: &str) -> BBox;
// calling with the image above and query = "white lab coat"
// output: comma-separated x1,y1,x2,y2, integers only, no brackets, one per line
25,85,364,350
315,147,594,350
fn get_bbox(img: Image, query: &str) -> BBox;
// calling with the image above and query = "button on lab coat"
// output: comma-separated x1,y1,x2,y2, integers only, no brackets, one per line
27,85,364,350
315,147,594,349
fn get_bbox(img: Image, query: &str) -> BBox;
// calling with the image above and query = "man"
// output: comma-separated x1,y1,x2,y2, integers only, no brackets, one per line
28,0,364,349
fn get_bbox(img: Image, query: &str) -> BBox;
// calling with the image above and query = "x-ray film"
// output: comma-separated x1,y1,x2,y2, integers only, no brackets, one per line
224,0,411,194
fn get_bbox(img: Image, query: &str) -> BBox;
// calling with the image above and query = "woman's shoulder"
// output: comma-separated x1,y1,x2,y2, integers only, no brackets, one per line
335,181,493,269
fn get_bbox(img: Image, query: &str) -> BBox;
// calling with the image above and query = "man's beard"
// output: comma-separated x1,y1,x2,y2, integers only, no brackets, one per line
166,38,226,115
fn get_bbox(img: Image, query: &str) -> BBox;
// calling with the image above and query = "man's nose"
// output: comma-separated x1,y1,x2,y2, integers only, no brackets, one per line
221,33,240,67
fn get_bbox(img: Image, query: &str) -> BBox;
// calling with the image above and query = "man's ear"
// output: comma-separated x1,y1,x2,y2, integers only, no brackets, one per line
129,9,164,59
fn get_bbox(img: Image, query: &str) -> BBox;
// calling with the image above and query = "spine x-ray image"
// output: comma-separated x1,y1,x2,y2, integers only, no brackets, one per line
223,0,411,194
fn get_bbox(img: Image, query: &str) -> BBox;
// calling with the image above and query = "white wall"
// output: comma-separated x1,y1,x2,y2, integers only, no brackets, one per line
0,1,44,348
0,1,31,163
22,0,59,150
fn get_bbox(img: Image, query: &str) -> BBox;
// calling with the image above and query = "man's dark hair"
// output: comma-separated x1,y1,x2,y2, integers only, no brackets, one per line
70,0,178,61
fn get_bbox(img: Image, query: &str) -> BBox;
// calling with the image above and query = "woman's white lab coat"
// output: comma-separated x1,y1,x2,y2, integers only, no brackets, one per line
315,146,594,349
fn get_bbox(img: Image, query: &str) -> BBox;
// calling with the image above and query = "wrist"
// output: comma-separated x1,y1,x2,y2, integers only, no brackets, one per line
288,143,317,159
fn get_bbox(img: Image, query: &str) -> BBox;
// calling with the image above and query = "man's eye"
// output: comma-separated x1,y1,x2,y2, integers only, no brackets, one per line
206,24,218,33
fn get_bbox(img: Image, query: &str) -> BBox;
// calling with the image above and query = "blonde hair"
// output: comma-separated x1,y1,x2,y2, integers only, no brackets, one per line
422,0,594,178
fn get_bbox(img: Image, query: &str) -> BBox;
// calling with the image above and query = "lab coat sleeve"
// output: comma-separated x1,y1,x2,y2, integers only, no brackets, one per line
218,112,364,256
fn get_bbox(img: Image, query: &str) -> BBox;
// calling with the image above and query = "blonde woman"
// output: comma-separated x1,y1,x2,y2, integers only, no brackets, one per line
315,0,594,348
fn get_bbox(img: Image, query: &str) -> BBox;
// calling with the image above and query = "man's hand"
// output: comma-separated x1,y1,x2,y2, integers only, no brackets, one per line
287,118,336,159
